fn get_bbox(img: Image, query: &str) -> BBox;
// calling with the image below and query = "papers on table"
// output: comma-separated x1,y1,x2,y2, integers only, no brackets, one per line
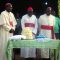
36,34,52,42
9,35,26,40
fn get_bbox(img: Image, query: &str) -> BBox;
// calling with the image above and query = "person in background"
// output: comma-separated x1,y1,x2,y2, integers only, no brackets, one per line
38,7,55,60
54,16,60,39
21,7,38,60
14,13,22,35
13,13,22,60
0,3,17,60
58,18,60,39
51,10,60,39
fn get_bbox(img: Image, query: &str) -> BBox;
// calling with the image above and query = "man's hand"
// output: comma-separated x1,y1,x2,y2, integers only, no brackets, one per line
33,33,36,36
9,29,14,33
32,33,36,39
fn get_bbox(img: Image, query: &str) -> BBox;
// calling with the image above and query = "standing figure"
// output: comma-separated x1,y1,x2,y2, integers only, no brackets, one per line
38,7,55,60
21,7,38,59
0,3,17,60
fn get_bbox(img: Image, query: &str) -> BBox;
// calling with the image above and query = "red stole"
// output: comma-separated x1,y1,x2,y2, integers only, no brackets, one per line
41,25,54,39
10,21,13,27
25,23,35,28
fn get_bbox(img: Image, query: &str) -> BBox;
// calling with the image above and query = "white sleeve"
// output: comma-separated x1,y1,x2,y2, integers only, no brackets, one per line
32,17,38,34
21,16,25,30
0,15,4,25
0,13,11,31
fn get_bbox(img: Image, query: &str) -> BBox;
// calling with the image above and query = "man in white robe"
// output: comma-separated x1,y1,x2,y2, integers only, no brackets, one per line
21,7,38,59
0,3,17,60
38,7,55,60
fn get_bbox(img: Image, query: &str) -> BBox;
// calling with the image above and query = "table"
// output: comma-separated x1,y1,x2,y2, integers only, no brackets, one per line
6,39,60,60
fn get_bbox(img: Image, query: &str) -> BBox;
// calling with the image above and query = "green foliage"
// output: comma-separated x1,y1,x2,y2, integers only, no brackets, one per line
58,0,60,17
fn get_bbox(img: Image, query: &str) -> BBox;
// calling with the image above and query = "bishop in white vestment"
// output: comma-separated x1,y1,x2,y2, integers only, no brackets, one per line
38,7,55,59
21,7,38,58
0,3,17,60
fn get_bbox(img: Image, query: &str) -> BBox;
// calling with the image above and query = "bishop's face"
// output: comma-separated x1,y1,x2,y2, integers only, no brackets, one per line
27,10,33,17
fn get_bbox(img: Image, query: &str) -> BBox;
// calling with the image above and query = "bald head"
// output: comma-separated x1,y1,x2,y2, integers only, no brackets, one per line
46,7,52,15
5,3,12,12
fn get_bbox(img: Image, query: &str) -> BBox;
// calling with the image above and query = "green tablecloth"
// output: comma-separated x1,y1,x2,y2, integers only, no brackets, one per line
6,39,60,60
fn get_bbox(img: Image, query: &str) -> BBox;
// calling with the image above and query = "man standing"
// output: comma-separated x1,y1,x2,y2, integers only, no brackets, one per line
54,17,60,39
21,7,38,38
14,13,22,35
0,3,17,60
21,7,38,59
38,7,55,60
